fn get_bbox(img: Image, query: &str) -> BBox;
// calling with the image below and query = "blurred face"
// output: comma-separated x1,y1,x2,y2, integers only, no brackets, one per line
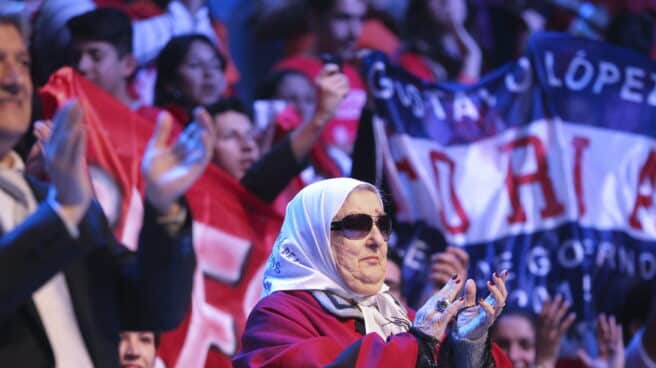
176,40,225,107
72,41,134,98
0,23,32,153
275,73,316,124
119,331,156,368
318,0,367,60
212,111,259,180
491,315,536,368
331,189,388,295
385,260,402,302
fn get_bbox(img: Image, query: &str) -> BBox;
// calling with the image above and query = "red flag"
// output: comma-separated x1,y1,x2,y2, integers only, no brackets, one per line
39,68,283,367
39,67,153,249
158,165,282,367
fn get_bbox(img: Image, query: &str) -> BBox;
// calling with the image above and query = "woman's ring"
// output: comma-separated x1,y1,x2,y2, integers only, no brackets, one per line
435,299,449,312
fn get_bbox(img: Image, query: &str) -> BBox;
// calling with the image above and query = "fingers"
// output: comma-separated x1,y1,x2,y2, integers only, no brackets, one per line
193,107,215,140
483,271,508,314
613,321,624,349
491,270,508,300
316,67,349,93
430,248,469,287
478,297,496,326
463,278,477,307
318,63,340,77
559,312,577,336
431,252,459,275
193,107,216,163
539,294,573,336
71,121,87,166
446,246,469,269
150,111,174,148
436,274,463,302
577,349,594,368
552,297,571,324
48,100,84,160
33,119,52,143
596,313,623,358
423,274,463,312
439,297,465,326
52,99,82,132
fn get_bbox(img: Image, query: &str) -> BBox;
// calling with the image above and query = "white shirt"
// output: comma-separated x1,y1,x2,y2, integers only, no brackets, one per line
0,151,93,367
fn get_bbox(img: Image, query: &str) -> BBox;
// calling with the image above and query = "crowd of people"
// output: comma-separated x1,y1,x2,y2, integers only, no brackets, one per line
1,0,655,367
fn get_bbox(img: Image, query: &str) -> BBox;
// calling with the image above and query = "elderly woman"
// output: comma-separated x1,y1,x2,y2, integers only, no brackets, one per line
234,178,512,367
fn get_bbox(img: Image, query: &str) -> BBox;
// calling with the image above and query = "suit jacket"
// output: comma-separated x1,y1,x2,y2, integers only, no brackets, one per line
0,178,195,367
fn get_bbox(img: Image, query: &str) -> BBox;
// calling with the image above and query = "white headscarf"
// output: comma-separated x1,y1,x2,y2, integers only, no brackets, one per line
263,177,410,339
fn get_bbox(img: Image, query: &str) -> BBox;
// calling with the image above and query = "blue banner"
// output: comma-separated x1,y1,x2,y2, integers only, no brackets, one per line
360,32,656,352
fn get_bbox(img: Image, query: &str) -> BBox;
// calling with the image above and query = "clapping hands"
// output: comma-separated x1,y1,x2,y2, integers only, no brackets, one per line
413,271,508,342
142,108,215,215
453,272,508,341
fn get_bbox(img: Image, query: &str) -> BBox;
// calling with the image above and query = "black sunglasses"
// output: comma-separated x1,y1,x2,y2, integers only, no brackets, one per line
330,214,392,240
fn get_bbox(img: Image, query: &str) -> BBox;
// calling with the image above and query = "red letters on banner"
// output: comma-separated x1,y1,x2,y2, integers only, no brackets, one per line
572,137,590,217
629,149,656,230
499,136,565,224
429,150,470,234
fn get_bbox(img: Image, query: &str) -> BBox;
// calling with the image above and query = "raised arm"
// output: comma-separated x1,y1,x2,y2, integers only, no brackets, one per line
116,108,215,330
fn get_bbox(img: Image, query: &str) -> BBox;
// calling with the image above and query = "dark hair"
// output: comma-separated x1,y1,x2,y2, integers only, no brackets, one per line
606,11,655,56
404,0,445,42
256,69,313,100
154,34,227,109
491,307,537,336
403,0,464,78
67,8,133,56
206,96,253,121
307,0,338,15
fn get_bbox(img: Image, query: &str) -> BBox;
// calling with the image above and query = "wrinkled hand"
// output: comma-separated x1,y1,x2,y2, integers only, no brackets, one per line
430,246,469,289
577,314,624,368
414,275,465,341
535,294,576,368
453,272,508,341
44,100,93,220
142,108,215,215
314,64,349,122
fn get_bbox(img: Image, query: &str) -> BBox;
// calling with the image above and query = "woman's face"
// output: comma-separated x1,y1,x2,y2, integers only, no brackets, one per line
491,315,536,368
330,189,388,295
275,73,317,124
176,40,226,107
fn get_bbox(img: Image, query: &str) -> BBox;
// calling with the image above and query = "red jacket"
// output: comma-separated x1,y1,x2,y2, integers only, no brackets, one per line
234,290,512,367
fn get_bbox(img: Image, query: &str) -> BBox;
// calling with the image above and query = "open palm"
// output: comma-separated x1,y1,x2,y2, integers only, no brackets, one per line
142,108,215,214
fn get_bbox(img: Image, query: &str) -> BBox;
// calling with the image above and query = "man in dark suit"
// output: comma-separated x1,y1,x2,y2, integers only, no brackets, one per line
0,12,215,367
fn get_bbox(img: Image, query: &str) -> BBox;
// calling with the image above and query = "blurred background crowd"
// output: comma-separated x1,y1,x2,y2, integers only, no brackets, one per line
4,0,656,367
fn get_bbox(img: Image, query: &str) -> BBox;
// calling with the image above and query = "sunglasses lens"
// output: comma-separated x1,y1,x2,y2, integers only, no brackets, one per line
341,214,373,239
339,214,391,240
376,215,392,238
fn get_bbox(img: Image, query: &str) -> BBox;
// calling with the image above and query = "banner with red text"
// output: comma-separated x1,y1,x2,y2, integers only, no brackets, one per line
361,32,656,352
